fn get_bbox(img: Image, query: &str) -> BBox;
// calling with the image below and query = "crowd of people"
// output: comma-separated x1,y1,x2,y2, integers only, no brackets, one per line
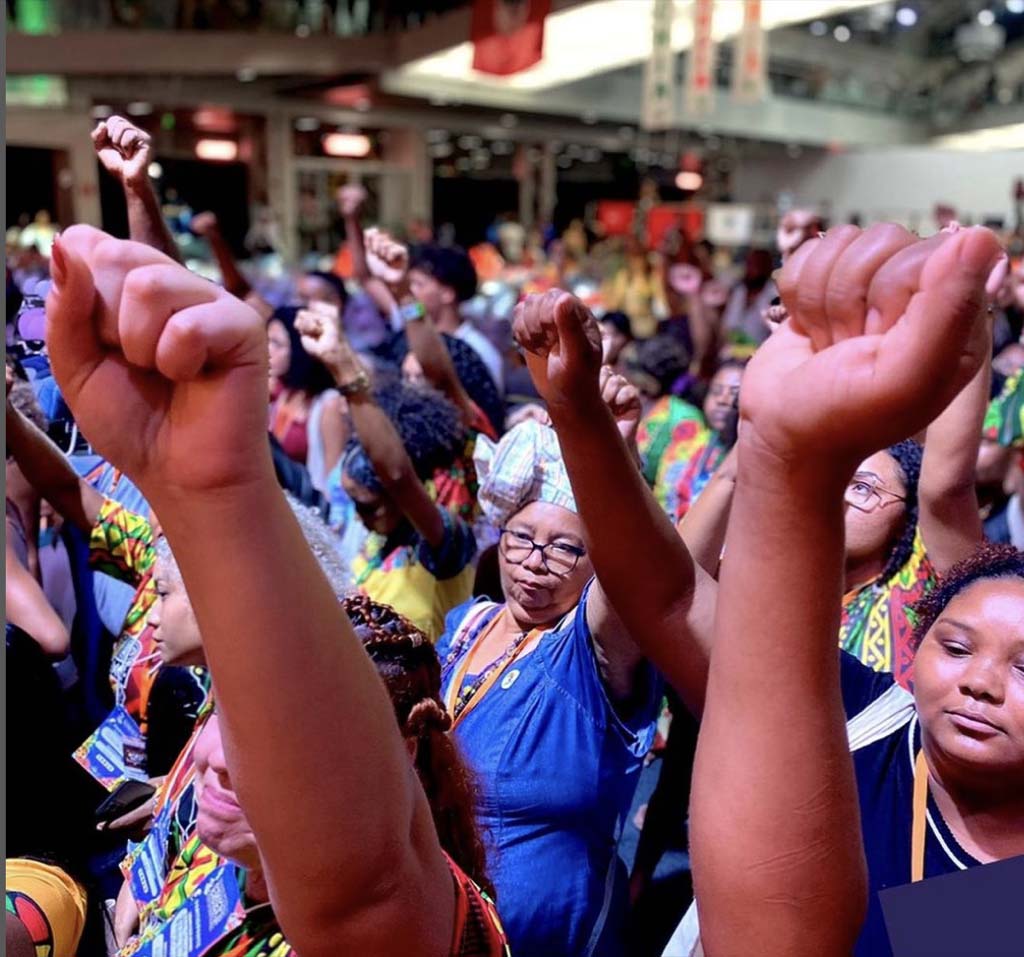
6,113,1024,957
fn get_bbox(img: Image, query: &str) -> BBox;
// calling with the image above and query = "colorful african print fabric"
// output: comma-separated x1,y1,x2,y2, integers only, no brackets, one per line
984,368,1024,448
429,403,497,525
199,904,293,957
652,409,728,523
839,528,935,687
89,497,160,730
637,396,704,488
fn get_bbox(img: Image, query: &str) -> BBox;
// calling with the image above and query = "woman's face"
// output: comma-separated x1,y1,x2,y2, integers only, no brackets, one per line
498,501,593,628
402,352,426,386
150,559,205,667
843,450,908,569
600,323,629,366
267,319,291,381
914,577,1024,786
342,470,404,536
703,365,742,433
194,714,261,869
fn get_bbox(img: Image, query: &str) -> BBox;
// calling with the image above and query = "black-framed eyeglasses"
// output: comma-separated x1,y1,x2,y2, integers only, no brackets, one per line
844,475,907,513
499,528,587,577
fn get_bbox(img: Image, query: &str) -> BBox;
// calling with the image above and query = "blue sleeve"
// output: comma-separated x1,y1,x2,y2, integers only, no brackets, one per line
840,650,897,721
415,507,477,581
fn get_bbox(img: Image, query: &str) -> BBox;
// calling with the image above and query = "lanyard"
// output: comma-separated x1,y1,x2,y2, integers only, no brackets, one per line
443,611,539,731
911,749,929,883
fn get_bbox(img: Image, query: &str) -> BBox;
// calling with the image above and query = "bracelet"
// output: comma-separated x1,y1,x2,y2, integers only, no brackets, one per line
389,300,426,332
336,370,371,396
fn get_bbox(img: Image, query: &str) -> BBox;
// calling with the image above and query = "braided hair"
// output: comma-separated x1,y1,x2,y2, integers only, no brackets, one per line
881,440,923,582
342,594,493,897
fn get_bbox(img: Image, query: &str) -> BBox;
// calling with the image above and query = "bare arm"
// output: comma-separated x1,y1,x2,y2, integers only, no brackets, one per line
317,391,349,484
676,444,737,577
689,224,999,955
6,535,70,657
93,116,181,263
515,292,716,716
338,187,396,317
296,307,445,548
191,212,257,303
46,225,455,957
918,324,990,574
5,403,104,532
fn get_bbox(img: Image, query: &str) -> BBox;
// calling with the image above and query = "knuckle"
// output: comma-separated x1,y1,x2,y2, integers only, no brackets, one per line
124,266,167,303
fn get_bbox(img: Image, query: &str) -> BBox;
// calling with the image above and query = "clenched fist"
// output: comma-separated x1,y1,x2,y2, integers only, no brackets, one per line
92,116,153,188
45,226,271,498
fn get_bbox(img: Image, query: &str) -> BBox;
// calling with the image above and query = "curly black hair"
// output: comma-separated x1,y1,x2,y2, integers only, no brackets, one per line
881,439,924,581
909,543,1024,650
343,380,466,493
628,334,692,397
270,306,337,396
409,244,478,303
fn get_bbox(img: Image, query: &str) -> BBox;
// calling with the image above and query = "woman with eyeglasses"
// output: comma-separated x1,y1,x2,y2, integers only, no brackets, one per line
433,371,669,956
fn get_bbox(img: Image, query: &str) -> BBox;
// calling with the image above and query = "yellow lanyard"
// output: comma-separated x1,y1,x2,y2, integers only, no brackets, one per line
911,749,929,883
443,612,539,732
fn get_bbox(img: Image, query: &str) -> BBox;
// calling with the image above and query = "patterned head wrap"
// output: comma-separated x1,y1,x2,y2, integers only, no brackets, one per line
474,420,576,529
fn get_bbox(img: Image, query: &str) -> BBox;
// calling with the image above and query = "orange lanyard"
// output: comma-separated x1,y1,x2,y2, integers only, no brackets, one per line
443,613,540,731
911,749,929,883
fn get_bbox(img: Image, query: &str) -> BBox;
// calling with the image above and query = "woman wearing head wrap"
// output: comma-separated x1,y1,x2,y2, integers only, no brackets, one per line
433,412,662,956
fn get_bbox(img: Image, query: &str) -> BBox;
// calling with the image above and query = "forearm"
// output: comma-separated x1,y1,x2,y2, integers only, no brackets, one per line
689,439,866,956
346,215,370,281
7,549,70,657
547,388,714,713
919,343,989,571
677,461,736,577
148,478,438,932
125,184,182,264
6,408,102,531
205,228,252,300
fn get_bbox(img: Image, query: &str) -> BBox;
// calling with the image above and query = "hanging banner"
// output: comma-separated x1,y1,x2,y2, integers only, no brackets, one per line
472,0,550,77
732,0,767,103
641,0,676,130
685,0,716,117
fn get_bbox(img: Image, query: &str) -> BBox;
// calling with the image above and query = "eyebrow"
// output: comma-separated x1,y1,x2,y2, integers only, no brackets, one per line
936,618,977,635
852,472,883,483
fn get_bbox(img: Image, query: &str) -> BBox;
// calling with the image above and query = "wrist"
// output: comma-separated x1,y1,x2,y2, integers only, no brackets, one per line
736,428,852,500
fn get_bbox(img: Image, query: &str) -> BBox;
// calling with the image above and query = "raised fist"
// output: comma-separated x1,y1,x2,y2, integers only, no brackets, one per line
295,301,350,376
92,116,152,188
190,211,220,238
740,223,1002,469
45,226,270,497
513,290,603,411
600,364,642,449
337,184,367,220
364,228,409,287
668,263,702,297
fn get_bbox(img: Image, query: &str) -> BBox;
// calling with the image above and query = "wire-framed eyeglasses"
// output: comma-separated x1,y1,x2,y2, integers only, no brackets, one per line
499,528,587,577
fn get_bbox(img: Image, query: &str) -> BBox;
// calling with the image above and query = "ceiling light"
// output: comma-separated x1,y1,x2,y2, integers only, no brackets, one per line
91,104,113,119
834,24,852,41
895,6,917,26
195,139,238,162
322,132,372,157
294,116,320,132
457,134,482,149
977,9,996,24
1008,0,1024,14
147,162,163,178
931,122,1024,150
675,171,703,191
810,19,828,35
126,101,153,116
236,67,258,82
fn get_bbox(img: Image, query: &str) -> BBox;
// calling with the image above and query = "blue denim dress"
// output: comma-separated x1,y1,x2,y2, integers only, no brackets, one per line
437,584,660,957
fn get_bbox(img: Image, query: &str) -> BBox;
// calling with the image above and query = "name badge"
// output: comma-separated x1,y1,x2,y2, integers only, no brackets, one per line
500,669,521,690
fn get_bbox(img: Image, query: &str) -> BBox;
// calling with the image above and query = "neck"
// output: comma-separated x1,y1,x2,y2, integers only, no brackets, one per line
434,307,461,335
844,552,887,591
245,866,271,904
924,741,1024,863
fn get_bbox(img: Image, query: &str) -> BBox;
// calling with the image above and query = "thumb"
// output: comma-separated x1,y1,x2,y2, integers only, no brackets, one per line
552,293,597,366
46,234,106,398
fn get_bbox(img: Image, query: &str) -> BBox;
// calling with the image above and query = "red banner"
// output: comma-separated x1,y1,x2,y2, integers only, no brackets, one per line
472,0,550,76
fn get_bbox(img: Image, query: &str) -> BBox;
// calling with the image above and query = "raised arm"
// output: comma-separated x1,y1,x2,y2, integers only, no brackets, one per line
92,116,181,264
513,290,717,715
296,304,446,548
46,226,455,957
337,186,396,317
364,228,479,425
675,443,737,577
5,401,104,532
689,224,1000,956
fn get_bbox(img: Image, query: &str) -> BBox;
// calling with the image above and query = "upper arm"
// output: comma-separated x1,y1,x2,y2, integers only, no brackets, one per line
391,473,446,548
6,536,70,657
585,581,646,704
318,393,349,476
